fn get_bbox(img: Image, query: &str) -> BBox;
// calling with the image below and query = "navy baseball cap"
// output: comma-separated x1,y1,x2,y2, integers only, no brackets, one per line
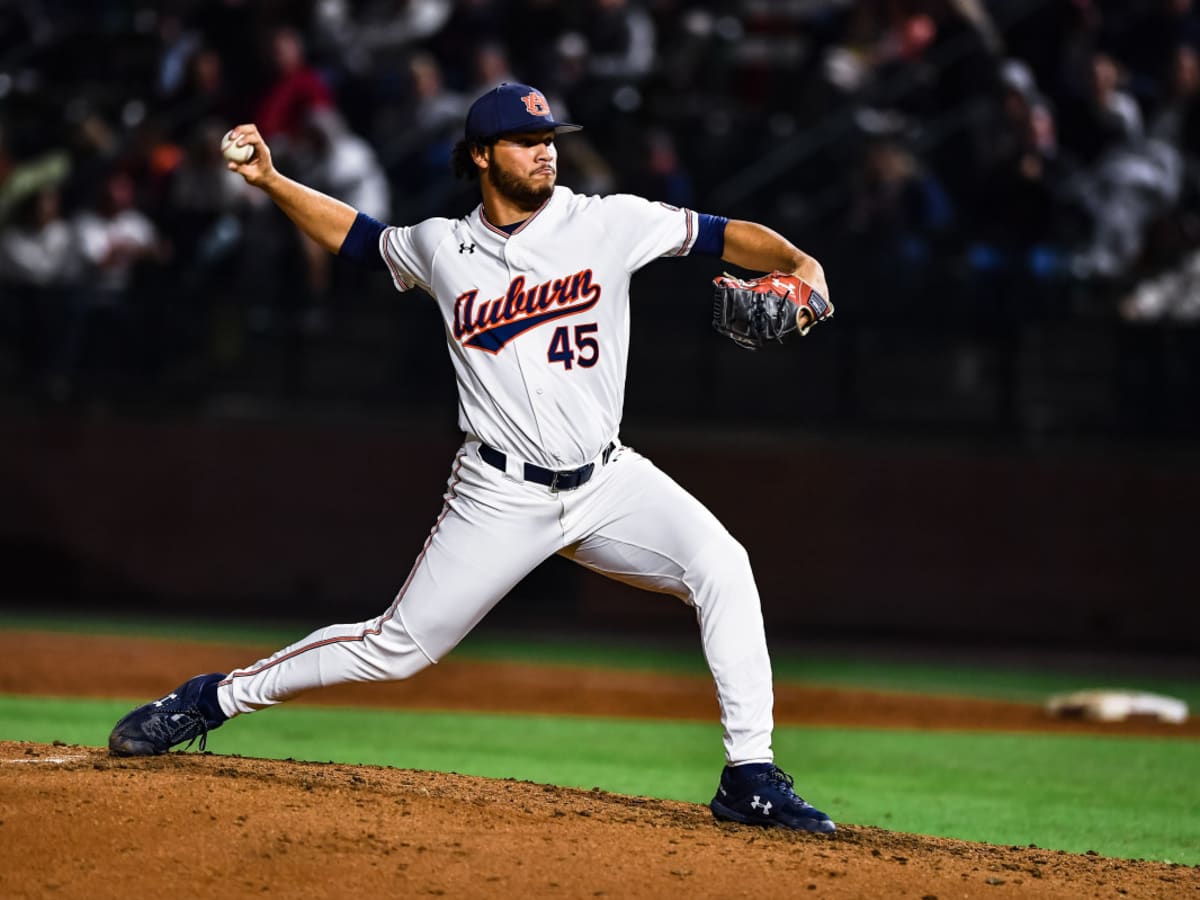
465,83,582,141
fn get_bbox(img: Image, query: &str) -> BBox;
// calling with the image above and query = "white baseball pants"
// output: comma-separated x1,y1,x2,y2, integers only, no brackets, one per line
218,440,775,764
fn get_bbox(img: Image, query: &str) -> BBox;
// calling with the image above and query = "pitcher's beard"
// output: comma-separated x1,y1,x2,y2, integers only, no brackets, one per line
487,161,554,211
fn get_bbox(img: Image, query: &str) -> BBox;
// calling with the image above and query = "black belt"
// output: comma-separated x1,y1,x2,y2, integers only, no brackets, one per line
480,442,615,491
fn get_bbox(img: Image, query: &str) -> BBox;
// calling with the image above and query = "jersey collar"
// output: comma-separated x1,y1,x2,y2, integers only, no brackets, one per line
475,188,557,241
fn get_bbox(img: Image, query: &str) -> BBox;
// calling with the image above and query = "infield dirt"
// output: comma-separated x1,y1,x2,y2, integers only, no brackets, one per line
1,631,1197,899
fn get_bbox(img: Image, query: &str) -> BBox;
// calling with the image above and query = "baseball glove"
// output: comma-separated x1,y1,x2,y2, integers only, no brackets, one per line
712,271,833,349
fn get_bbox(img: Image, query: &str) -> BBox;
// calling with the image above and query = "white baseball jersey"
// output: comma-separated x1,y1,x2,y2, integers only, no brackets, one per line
379,186,699,469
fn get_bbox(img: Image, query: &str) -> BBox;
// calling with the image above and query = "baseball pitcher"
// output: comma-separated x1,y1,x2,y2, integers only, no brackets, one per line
109,83,836,833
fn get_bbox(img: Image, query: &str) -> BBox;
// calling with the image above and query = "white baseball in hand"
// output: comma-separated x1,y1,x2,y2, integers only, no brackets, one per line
221,130,254,164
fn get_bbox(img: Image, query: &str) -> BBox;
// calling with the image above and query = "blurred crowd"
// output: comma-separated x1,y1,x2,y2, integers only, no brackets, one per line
2,0,1200,408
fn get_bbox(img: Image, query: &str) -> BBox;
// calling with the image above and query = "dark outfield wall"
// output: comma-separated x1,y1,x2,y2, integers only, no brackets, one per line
1,416,1195,650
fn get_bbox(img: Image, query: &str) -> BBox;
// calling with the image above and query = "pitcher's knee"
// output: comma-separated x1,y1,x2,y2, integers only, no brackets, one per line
359,614,438,681
686,534,756,598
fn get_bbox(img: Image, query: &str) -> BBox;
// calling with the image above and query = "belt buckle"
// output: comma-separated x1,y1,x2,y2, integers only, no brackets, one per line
548,470,562,493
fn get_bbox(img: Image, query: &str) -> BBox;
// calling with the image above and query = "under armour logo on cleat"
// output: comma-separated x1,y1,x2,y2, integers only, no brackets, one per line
459,242,476,254
153,693,178,708
750,796,772,815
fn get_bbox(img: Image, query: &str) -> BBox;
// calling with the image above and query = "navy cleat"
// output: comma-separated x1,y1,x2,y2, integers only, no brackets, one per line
108,673,228,756
710,763,836,833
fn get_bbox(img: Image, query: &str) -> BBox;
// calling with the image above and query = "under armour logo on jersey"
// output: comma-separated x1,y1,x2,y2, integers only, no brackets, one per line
153,693,178,708
521,91,551,116
459,242,476,254
453,269,602,353
750,796,773,815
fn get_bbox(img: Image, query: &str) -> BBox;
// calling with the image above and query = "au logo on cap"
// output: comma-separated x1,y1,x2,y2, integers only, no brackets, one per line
465,83,581,139
522,91,551,116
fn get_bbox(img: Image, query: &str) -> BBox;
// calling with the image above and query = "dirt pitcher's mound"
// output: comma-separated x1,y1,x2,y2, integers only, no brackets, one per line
1,742,1195,900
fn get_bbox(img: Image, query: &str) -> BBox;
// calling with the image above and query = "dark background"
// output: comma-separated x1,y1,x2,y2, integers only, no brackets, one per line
1,1,1198,654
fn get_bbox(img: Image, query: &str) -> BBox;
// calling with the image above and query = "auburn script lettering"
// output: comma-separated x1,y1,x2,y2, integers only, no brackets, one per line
453,269,602,352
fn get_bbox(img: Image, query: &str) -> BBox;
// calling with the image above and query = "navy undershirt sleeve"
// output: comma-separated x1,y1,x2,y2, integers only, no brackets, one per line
338,211,388,271
692,213,728,258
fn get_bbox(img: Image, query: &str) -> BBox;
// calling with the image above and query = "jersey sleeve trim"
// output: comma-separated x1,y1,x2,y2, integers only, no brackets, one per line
380,226,417,291
669,208,699,257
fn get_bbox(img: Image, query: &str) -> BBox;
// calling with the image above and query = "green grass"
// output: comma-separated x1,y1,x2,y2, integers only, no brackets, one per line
462,640,1200,707
4,612,1199,706
3,695,1197,865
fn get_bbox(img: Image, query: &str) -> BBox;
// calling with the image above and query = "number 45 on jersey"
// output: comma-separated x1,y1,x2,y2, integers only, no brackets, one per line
547,323,599,370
